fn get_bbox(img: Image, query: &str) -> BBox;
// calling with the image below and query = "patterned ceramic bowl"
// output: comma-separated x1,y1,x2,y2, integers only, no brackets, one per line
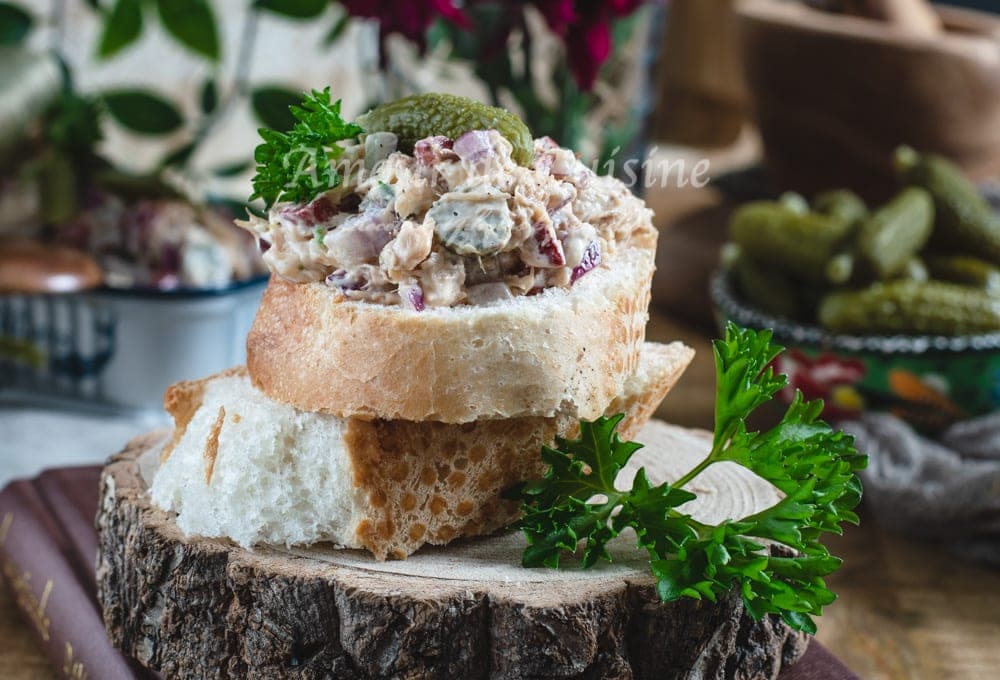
710,269,1000,432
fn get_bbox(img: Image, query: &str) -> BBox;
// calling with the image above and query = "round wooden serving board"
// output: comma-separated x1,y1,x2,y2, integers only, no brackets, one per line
95,422,809,680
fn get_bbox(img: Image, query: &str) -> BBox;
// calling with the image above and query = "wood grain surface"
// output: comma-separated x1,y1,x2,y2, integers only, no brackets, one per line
95,426,806,679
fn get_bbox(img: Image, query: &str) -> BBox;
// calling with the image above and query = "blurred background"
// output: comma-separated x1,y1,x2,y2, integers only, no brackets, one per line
1,1,999,678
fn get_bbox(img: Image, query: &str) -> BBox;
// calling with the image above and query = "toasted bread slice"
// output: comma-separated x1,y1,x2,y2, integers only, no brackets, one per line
150,341,693,559
246,238,656,424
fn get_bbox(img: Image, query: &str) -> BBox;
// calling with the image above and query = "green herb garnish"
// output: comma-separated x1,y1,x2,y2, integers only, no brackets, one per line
249,87,363,209
511,322,866,634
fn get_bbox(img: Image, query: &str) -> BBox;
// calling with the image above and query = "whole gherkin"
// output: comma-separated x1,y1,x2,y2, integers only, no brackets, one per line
357,93,534,166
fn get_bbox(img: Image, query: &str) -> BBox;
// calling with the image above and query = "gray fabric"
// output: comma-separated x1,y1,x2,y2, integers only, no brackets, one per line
842,413,1000,565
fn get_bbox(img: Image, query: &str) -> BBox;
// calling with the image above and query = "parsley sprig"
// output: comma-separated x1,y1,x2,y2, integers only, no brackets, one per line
512,322,867,634
249,87,363,209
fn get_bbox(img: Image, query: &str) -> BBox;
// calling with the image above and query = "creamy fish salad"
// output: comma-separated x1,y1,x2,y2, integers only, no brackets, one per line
240,130,650,309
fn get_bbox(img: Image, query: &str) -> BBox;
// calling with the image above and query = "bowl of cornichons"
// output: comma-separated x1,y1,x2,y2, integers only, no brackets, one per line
711,147,1000,432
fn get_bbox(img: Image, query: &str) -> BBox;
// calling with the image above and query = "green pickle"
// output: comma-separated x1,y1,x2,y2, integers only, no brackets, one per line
818,281,1000,335
856,187,934,279
813,189,868,226
729,202,853,282
896,146,1000,264
825,252,855,285
733,255,799,319
357,93,534,166
925,255,1000,293
779,191,810,215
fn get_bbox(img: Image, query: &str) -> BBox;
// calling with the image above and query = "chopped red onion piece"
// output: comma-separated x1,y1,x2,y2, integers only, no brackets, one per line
414,136,454,166
324,216,396,266
533,154,553,175
571,241,601,283
454,130,495,165
280,196,337,227
258,238,271,253
401,283,425,311
326,269,363,291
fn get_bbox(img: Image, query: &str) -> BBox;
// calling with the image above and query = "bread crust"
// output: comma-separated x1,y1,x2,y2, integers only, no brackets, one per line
153,342,692,560
246,242,656,423
161,366,246,464
345,341,693,559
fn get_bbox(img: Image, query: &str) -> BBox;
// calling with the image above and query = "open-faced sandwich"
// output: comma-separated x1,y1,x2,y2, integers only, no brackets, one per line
148,92,695,559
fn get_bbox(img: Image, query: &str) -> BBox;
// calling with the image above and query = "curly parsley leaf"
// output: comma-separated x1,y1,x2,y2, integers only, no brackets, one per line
249,87,363,209
512,322,867,634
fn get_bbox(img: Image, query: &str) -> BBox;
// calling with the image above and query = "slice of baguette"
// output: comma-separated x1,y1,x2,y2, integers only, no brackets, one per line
150,341,693,560
246,239,656,424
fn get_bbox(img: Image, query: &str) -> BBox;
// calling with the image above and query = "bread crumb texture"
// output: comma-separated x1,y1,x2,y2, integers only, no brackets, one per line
150,372,367,549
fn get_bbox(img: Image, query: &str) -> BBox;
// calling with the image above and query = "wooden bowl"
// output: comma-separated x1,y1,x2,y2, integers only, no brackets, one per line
736,0,1000,200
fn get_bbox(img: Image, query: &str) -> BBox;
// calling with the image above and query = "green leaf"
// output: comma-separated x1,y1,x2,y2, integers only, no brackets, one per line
211,159,251,177
97,0,143,59
255,0,327,19
0,2,32,45
510,322,868,634
102,90,183,134
249,87,362,208
710,323,786,451
199,78,217,114
160,140,196,168
322,13,348,46
44,92,104,158
251,86,302,131
155,0,219,61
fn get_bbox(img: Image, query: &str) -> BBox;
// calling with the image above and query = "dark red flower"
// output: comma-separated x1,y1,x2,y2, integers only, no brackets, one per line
532,0,646,90
568,16,612,90
607,0,645,15
533,0,577,34
341,0,469,58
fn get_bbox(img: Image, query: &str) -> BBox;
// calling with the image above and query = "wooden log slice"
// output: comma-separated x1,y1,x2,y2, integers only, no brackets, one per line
96,421,809,680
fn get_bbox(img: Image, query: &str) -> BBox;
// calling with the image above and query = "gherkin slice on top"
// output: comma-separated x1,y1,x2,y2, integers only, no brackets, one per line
357,93,534,166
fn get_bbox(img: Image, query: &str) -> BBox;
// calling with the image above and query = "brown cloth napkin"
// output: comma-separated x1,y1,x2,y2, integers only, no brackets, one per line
843,412,1000,564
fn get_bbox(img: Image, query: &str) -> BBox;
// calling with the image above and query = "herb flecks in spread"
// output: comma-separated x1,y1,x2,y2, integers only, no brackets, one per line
241,93,650,309
509,323,867,634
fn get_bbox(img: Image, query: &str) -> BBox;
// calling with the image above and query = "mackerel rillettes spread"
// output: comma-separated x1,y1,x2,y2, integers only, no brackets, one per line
239,130,651,309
